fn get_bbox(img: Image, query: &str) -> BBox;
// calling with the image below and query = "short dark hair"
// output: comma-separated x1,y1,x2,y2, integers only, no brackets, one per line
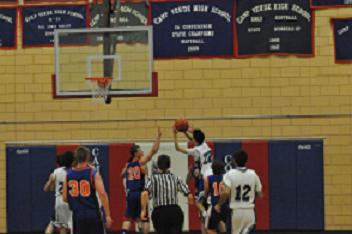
74,146,90,163
193,129,205,145
157,154,170,171
60,151,74,168
129,144,140,162
130,144,140,156
233,149,248,167
211,160,225,175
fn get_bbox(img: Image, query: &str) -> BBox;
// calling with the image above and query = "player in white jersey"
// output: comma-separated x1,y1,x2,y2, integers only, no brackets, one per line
44,152,74,234
215,149,262,234
174,127,213,177
174,127,212,234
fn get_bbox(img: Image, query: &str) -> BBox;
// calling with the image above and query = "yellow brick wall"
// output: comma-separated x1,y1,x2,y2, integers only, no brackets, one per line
1,6,352,232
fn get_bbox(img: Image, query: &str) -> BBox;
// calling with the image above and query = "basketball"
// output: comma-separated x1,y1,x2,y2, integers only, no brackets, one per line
174,119,189,132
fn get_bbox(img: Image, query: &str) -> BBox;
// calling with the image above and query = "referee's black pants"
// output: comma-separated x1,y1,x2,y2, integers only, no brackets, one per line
151,204,184,234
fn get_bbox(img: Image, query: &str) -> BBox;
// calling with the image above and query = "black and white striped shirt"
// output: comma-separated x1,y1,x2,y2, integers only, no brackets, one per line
145,172,190,208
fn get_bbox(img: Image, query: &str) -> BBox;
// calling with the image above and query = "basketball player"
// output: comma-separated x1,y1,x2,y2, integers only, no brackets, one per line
121,127,162,234
43,151,74,234
204,160,227,234
174,127,212,234
63,146,112,234
214,150,263,234
173,127,213,177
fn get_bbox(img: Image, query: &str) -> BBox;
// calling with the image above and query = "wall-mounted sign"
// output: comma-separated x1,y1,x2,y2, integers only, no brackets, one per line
235,0,313,57
22,5,88,47
311,0,352,8
0,8,17,49
332,18,352,63
151,0,234,58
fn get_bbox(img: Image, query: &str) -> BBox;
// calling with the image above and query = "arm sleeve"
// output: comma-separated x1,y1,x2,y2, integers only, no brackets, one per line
254,173,262,193
176,176,190,196
223,172,231,188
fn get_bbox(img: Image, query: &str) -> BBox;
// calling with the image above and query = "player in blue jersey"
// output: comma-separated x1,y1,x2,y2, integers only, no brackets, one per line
204,160,227,234
63,146,112,234
121,127,162,234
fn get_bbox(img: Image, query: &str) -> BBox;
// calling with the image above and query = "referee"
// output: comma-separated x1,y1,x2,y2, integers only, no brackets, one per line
141,154,194,234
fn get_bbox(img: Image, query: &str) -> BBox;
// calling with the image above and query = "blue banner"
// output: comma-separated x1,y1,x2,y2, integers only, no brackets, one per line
151,0,234,58
333,19,352,62
22,5,88,47
311,0,352,8
0,8,17,49
235,0,313,56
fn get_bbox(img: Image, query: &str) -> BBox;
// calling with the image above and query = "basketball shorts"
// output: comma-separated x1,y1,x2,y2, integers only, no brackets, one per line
231,208,255,234
54,196,72,229
206,205,228,230
73,209,105,234
124,191,142,221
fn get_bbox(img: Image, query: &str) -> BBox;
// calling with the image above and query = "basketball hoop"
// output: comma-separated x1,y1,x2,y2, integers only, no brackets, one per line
85,77,113,103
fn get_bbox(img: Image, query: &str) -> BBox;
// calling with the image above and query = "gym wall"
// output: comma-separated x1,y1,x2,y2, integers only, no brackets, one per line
0,5,352,233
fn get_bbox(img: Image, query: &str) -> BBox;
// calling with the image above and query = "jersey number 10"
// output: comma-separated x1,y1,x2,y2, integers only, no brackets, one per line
212,182,224,197
128,166,141,180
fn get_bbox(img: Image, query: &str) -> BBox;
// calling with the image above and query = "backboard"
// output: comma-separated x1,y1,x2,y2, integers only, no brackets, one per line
53,26,156,98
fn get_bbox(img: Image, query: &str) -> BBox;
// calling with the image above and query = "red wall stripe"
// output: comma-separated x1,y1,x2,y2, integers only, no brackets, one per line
108,143,133,231
241,141,270,230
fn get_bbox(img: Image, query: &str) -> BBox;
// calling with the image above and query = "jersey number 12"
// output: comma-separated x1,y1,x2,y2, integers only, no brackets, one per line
235,184,251,202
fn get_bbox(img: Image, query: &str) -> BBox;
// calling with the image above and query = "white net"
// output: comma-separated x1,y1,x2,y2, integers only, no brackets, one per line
85,77,113,102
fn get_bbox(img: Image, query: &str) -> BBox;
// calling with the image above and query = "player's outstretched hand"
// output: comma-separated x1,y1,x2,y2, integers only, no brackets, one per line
105,216,113,229
214,204,221,213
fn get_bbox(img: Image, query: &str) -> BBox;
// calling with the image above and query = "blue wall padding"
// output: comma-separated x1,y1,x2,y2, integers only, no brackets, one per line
30,146,56,231
214,141,241,170
86,145,109,192
7,147,32,232
269,141,297,229
296,140,324,230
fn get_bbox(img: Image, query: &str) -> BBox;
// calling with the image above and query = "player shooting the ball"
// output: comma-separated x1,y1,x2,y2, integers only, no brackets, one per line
173,120,213,234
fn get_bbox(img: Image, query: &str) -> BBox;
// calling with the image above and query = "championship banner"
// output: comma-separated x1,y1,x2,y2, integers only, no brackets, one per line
150,0,234,59
311,0,352,8
22,5,88,47
332,18,352,63
235,0,313,57
0,8,17,49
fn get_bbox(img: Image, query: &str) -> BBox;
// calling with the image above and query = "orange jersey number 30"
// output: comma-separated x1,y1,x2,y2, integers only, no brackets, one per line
68,180,91,197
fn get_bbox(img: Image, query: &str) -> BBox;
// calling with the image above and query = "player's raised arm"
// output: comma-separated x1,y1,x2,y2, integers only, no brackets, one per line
95,172,113,228
173,127,189,154
140,127,162,165
183,127,196,144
